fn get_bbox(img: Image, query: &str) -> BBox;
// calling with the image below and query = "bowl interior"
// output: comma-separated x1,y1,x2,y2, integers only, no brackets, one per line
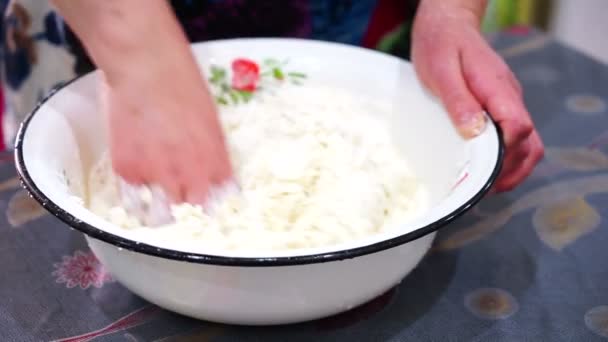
16,39,500,260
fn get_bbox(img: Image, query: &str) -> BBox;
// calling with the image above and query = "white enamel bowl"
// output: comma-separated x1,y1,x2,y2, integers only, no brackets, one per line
15,39,503,325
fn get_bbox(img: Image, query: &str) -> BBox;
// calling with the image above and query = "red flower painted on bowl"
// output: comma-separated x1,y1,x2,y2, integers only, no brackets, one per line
52,250,114,289
231,58,260,92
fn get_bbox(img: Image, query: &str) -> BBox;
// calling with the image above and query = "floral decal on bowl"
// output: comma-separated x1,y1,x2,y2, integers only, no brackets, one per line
208,58,307,105
231,58,260,92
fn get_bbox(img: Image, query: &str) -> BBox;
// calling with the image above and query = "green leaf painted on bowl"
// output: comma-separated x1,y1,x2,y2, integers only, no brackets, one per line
273,68,285,80
288,72,307,79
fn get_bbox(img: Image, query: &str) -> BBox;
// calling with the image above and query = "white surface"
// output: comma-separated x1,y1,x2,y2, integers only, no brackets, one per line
19,39,501,324
550,0,608,64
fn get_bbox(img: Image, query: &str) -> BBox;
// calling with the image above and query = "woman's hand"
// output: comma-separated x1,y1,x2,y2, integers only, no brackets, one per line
102,70,233,206
53,0,233,205
412,0,544,192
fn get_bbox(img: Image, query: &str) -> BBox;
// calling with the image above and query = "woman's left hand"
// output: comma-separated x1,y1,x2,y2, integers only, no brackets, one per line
411,0,544,192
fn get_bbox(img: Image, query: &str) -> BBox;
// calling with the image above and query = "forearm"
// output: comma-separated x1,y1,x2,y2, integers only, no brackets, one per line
51,0,195,87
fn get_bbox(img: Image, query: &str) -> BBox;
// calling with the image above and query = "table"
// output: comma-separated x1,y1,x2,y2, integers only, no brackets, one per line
2,29,608,342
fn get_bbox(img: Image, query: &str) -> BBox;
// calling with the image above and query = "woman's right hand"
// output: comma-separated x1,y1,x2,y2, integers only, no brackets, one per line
52,0,233,205
102,67,233,206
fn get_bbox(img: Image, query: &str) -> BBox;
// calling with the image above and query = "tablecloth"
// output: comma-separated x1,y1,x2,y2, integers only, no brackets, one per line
1,28,608,341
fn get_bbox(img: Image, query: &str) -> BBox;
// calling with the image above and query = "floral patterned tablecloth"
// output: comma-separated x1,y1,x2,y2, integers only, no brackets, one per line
1,29,608,342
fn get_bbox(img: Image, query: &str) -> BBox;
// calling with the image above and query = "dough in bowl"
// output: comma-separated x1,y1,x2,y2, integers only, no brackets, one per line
87,85,429,251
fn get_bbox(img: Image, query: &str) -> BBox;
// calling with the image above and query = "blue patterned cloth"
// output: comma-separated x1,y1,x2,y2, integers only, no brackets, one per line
1,29,608,341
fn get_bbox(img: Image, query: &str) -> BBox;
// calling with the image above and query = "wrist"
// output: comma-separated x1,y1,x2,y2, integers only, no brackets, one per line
92,16,194,88
418,0,488,26
91,27,191,89
54,0,195,87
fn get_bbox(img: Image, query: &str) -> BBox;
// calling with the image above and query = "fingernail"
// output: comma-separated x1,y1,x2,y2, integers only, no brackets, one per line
457,111,488,138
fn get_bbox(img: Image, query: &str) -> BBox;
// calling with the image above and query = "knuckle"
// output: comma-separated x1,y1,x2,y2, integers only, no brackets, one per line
511,120,534,142
495,65,511,80
496,181,516,193
534,144,545,162
503,177,521,191
467,72,486,93
490,52,509,70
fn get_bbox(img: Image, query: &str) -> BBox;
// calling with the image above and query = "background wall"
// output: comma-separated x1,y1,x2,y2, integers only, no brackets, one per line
549,0,608,64
483,0,553,32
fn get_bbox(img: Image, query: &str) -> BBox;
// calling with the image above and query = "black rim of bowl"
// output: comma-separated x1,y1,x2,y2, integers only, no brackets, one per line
14,75,505,267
